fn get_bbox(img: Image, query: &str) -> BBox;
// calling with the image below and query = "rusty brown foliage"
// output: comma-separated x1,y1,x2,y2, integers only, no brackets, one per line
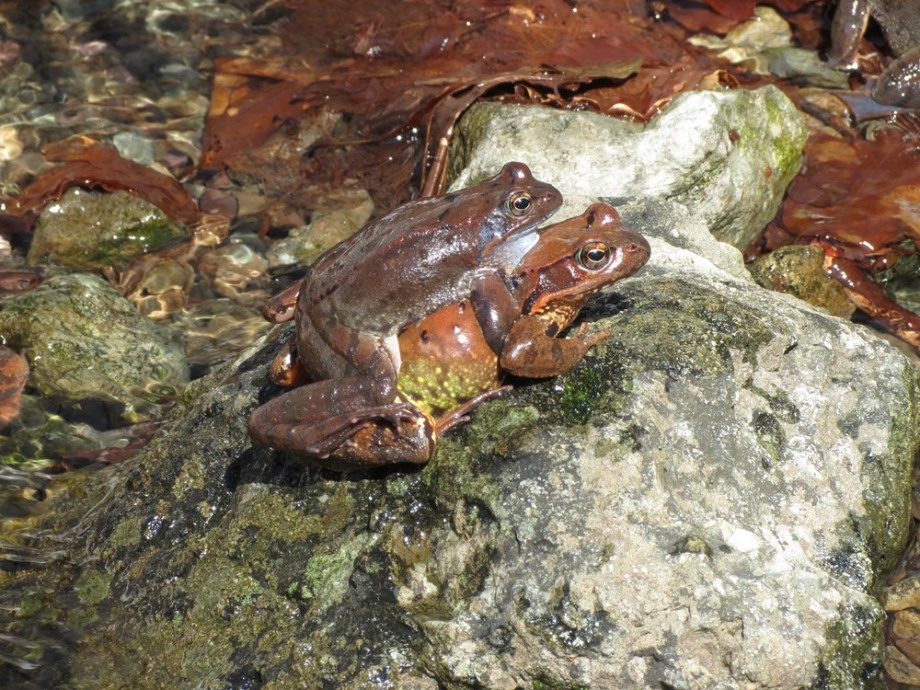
0,347,28,429
202,0,726,209
6,136,202,226
762,130,920,268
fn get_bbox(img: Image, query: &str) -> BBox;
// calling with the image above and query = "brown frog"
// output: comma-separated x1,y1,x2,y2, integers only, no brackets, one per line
830,0,920,107
248,162,562,460
256,202,650,469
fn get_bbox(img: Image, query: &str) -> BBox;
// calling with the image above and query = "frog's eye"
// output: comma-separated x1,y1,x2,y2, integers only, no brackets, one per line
506,192,533,216
577,241,612,270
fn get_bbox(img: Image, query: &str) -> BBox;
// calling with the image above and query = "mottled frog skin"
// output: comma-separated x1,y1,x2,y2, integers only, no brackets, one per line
248,162,563,463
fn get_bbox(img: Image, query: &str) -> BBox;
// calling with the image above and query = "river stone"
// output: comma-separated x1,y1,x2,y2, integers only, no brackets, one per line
450,86,807,253
27,186,189,271
0,273,188,422
0,97,917,690
748,243,856,319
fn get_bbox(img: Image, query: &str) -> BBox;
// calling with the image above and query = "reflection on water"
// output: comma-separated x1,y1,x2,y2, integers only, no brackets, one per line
0,465,66,688
0,461,125,688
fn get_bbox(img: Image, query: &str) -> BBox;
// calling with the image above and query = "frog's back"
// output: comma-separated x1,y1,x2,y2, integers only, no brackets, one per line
303,161,563,335
304,196,480,321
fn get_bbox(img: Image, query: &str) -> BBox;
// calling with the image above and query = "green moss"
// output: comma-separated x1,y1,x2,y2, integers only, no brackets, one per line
752,410,785,468
75,569,111,607
0,274,188,421
670,535,713,557
108,516,143,549
761,85,807,179
448,106,495,181
857,365,920,579
299,542,365,605
597,278,775,386
28,188,188,271
559,365,608,425
592,436,624,460
814,601,885,690
17,590,54,620
421,398,541,517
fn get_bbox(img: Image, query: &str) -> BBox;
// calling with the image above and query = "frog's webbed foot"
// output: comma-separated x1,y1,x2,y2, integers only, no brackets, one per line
434,385,513,435
325,404,437,468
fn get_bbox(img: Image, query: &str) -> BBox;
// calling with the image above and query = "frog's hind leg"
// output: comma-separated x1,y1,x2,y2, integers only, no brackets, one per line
248,378,431,461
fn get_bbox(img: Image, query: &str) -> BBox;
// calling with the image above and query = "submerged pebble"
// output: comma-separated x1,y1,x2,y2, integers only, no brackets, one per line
0,273,189,423
28,188,189,271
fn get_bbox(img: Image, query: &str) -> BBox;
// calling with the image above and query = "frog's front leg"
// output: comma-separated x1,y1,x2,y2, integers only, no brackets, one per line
500,316,610,378
262,281,302,323
470,271,520,355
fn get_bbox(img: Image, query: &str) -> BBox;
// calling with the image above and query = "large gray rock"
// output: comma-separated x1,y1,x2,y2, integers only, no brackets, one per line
0,89,916,690
450,86,808,253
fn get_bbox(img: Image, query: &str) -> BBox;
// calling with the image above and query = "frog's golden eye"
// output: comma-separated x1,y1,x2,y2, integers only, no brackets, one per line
506,192,533,216
577,241,611,270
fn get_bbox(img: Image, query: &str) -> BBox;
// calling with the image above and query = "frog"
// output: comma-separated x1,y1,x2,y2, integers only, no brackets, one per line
829,0,920,108
254,202,650,469
248,161,562,460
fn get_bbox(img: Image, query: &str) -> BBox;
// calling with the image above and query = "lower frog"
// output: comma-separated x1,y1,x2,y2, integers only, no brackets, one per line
252,202,650,469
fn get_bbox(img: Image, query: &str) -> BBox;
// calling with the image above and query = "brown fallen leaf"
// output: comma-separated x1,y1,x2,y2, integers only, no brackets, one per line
0,346,28,428
6,135,202,226
200,0,719,212
763,131,920,261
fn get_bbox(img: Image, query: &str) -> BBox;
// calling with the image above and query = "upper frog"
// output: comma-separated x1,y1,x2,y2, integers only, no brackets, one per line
304,161,561,335
248,162,562,461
